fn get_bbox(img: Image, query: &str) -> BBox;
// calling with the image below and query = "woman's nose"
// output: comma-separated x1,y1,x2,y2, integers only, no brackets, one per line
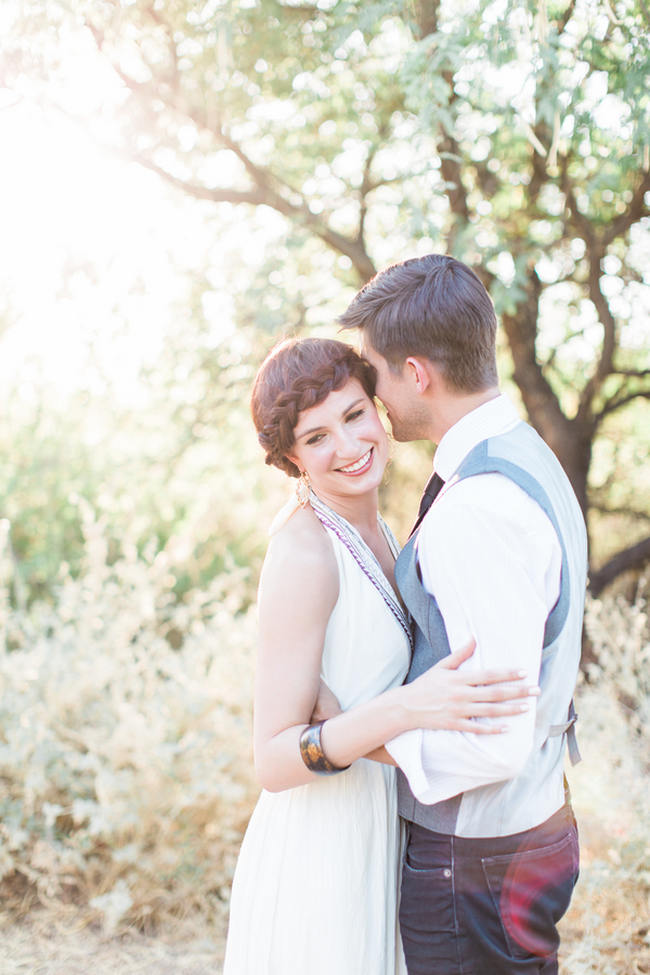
334,426,361,459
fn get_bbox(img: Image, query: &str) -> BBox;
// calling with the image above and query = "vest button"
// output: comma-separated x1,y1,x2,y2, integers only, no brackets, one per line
443,868,451,878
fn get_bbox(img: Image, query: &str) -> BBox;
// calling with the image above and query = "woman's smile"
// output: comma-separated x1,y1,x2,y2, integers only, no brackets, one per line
336,447,374,476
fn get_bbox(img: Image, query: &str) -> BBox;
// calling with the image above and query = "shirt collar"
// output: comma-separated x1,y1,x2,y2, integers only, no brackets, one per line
433,394,521,481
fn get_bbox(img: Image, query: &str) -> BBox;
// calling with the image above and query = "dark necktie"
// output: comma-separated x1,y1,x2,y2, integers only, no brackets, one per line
409,471,444,538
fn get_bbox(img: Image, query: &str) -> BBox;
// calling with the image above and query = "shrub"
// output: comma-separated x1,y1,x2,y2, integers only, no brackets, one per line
0,502,257,933
0,499,648,970
558,588,650,973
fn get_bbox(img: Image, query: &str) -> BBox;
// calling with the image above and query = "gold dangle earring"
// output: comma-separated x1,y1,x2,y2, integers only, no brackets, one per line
296,470,311,508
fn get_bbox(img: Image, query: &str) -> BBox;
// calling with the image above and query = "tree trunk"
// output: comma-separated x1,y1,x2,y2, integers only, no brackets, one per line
501,280,594,527
501,302,591,515
542,421,592,524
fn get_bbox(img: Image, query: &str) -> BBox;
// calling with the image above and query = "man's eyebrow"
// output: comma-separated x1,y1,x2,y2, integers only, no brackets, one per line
295,398,366,440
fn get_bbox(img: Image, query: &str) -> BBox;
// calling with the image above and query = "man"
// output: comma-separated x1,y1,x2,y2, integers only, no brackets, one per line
339,254,587,975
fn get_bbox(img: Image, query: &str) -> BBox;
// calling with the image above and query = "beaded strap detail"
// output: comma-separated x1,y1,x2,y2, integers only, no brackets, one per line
309,493,414,653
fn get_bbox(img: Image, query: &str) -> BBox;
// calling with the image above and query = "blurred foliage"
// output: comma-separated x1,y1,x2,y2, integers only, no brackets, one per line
0,308,271,606
0,509,257,931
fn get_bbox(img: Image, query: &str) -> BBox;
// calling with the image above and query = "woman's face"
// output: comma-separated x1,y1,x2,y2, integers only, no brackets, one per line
287,378,389,501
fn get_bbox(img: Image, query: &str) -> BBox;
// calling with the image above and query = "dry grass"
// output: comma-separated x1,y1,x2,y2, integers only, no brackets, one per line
556,638,650,975
2,805,647,975
559,813,650,975
1,591,647,974
0,913,224,974
3,699,647,975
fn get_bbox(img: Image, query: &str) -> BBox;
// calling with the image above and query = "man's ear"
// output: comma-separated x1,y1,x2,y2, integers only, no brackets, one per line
404,356,433,393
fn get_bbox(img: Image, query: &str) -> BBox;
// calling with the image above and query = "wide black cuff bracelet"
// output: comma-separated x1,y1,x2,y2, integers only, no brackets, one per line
299,720,351,775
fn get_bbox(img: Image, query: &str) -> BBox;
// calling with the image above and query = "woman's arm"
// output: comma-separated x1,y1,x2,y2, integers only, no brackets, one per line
319,639,537,769
253,511,536,793
253,511,340,792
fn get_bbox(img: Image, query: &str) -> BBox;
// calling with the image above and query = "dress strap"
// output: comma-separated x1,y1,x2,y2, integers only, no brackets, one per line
309,493,414,653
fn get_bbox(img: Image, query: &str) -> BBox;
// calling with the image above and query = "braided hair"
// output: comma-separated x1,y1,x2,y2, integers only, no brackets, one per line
251,338,377,478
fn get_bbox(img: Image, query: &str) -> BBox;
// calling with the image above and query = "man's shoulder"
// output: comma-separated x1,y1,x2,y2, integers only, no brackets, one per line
420,474,556,556
437,471,530,515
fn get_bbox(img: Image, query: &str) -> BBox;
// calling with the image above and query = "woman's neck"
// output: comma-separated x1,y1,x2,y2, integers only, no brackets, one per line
310,486,398,597
310,486,379,537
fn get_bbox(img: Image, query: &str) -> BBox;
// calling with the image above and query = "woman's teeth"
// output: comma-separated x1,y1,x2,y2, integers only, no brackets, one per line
339,449,372,473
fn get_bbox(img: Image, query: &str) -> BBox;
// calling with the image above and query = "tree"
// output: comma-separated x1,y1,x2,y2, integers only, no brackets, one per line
5,0,650,592
399,0,650,595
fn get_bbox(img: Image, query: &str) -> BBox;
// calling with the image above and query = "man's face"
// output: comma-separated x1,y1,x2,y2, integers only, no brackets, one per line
361,339,429,442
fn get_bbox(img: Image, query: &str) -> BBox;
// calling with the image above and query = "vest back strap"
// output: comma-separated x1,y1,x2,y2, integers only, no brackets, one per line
546,699,581,766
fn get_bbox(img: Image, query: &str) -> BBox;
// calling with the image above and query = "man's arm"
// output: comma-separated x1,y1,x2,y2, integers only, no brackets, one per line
386,474,561,805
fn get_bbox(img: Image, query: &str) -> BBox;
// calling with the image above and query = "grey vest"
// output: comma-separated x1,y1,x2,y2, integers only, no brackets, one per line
395,421,588,838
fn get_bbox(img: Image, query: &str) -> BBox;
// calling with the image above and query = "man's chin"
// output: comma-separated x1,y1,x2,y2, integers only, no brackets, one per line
389,419,424,443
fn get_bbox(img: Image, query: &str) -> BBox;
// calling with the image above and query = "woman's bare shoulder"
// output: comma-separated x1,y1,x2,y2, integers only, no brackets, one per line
261,505,337,597
267,505,334,566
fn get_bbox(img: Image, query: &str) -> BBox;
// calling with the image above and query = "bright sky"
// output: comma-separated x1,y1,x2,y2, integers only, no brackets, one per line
0,92,221,405
1,5,647,410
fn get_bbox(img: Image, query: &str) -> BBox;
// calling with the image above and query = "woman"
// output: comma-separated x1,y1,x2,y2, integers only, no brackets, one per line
223,338,535,974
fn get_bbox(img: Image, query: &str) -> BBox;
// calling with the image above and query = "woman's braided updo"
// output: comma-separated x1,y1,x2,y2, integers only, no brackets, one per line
251,338,377,478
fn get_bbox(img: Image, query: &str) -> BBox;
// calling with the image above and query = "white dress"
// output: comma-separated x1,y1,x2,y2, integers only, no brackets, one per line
223,494,411,974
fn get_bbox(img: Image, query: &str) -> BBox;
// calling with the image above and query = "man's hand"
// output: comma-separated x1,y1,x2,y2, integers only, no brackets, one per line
402,639,539,733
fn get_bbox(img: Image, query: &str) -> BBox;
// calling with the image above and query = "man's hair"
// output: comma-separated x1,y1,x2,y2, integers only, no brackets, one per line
338,254,498,392
251,337,377,478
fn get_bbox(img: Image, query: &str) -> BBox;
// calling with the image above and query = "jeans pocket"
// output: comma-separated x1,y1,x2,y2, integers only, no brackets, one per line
400,859,456,928
480,827,579,960
400,862,458,974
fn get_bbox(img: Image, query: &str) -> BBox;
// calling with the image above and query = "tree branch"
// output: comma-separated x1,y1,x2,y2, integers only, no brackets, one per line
136,150,377,279
87,20,150,95
413,0,440,38
88,8,376,284
85,15,378,281
556,0,578,34
560,168,622,424
357,147,378,245
595,388,650,422
588,254,617,378
602,171,650,247
501,267,573,442
142,2,181,92
611,367,650,378
129,153,281,206
590,536,650,596
561,163,597,246
590,502,650,523
411,0,470,233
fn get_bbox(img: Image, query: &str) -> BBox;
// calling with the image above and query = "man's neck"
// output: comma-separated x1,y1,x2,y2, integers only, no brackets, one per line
429,386,500,444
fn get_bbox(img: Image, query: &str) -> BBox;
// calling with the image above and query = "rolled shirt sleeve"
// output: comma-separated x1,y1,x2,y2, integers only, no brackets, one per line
386,473,561,806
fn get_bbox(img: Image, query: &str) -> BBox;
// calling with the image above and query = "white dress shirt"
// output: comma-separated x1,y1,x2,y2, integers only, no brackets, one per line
386,394,562,806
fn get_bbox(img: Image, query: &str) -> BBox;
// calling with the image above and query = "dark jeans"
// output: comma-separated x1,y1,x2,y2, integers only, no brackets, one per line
399,805,579,975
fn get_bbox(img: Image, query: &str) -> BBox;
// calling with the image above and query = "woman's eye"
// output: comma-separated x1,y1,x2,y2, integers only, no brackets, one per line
346,410,364,422
306,433,324,445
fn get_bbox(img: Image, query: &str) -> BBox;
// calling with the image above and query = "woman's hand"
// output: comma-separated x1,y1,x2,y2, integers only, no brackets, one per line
310,679,343,723
399,639,539,733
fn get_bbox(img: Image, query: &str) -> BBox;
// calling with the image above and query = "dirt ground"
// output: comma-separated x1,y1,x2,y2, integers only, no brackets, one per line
0,916,225,975
1,812,647,975
1,886,647,975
